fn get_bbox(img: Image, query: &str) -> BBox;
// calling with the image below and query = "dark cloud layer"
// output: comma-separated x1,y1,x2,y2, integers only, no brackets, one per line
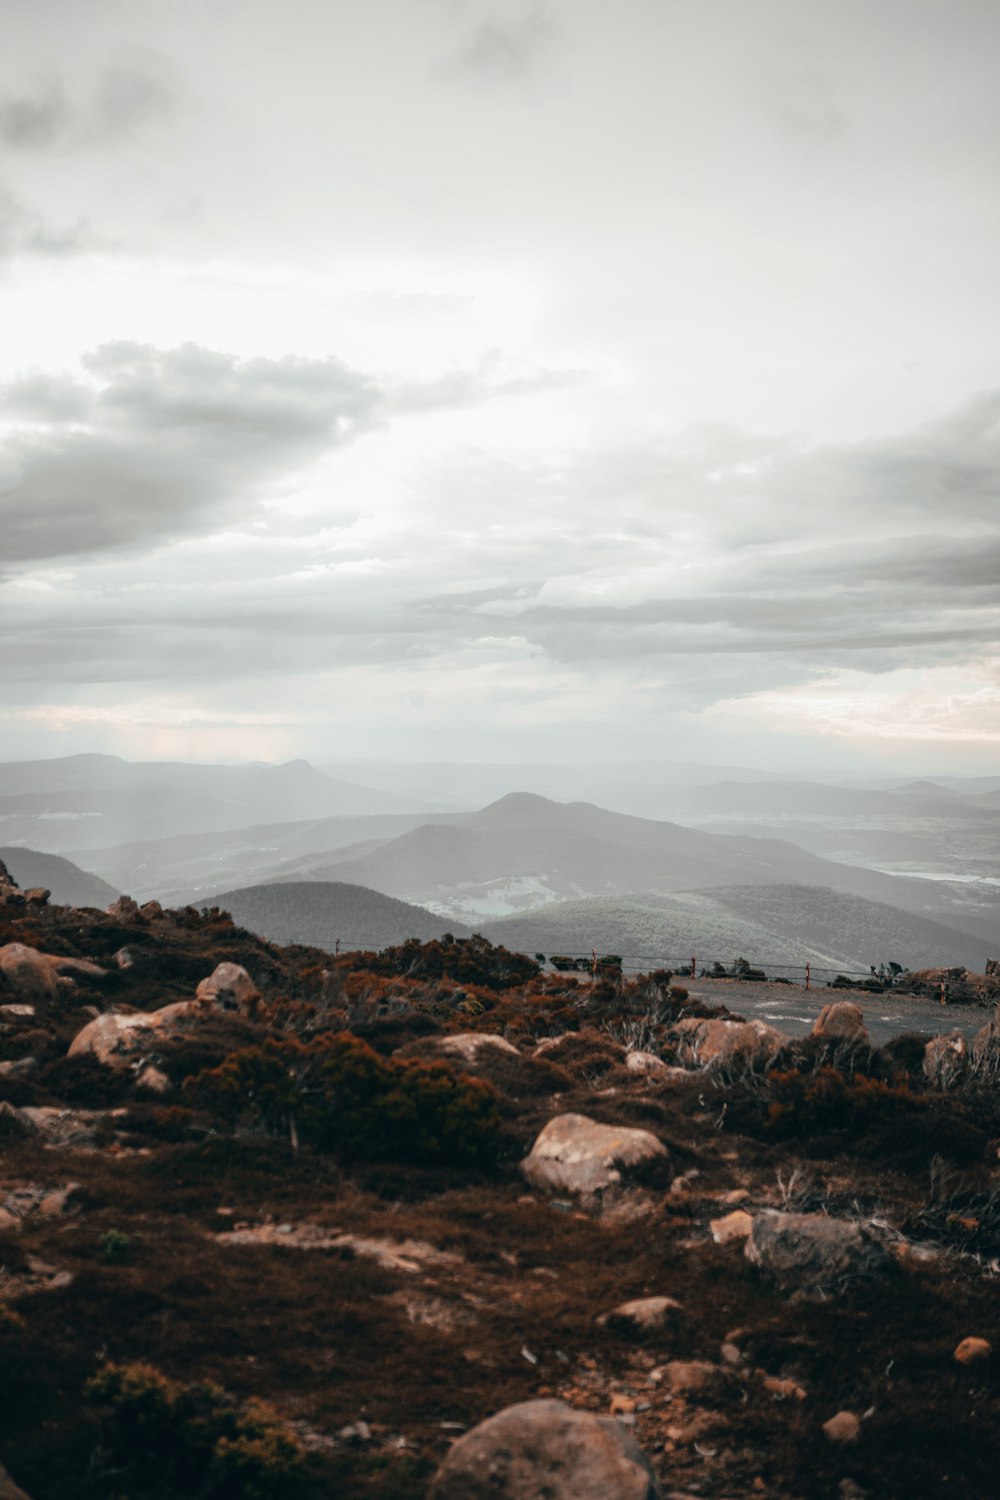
0,343,380,563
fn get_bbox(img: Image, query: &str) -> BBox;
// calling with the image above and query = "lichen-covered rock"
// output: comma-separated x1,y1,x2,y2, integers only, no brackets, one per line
745,1210,890,1292
812,1001,868,1044
923,1030,968,1087
195,962,260,1014
67,1002,197,1068
426,1398,662,1500
521,1113,667,1207
670,1016,786,1069
68,1012,160,1066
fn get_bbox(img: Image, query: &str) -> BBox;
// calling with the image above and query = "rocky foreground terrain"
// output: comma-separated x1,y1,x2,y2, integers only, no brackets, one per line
1,861,1000,1498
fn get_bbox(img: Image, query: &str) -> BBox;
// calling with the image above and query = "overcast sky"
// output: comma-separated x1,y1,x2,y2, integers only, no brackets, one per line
1,0,999,774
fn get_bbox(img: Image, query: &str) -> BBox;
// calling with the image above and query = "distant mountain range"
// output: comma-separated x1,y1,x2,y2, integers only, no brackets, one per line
0,753,437,852
2,755,997,974
200,881,470,951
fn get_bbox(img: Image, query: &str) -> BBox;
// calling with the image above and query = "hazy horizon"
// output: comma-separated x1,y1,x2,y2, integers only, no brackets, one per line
2,1,998,778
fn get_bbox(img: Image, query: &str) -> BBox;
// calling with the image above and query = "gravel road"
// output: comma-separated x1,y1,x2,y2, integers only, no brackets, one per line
685,976,988,1046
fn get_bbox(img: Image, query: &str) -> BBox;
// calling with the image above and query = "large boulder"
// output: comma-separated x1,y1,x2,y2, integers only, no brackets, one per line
521,1112,668,1208
923,1030,968,1088
195,962,260,1015
812,1002,868,1045
670,1016,786,1069
426,1398,662,1500
745,1210,891,1293
68,1002,197,1068
0,944,59,1001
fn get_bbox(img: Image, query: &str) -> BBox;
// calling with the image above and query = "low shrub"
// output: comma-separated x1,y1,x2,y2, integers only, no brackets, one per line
185,1032,502,1167
85,1361,305,1499
765,1066,927,1138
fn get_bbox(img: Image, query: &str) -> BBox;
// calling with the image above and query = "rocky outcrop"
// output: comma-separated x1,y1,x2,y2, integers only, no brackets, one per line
106,895,142,921
426,1398,662,1500
811,1001,868,1044
521,1113,667,1210
670,1016,786,1069
195,962,260,1014
745,1209,891,1293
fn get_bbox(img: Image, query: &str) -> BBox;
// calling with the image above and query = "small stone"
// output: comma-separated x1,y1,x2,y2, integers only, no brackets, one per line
609,1394,636,1415
720,1343,743,1366
662,1360,723,1396
597,1296,683,1334
954,1336,992,1365
761,1374,807,1401
710,1210,753,1245
822,1410,861,1443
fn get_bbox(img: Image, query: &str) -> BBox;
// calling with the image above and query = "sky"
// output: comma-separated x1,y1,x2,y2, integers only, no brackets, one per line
1,0,999,776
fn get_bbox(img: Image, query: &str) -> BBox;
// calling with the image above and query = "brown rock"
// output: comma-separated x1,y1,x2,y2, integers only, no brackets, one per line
624,1050,670,1076
67,1011,160,1066
195,962,260,1014
0,944,59,1002
710,1209,754,1245
670,1016,786,1069
954,1336,992,1365
597,1296,683,1334
662,1360,725,1396
521,1113,668,1207
822,1410,861,1443
812,1002,868,1044
745,1210,890,1292
426,1398,663,1500
106,895,141,921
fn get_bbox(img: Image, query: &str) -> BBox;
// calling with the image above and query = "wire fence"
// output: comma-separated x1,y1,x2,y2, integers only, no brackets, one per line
315,936,881,990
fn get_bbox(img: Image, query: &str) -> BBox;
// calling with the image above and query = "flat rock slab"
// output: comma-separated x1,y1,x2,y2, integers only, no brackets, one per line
215,1224,462,1273
427,1398,663,1500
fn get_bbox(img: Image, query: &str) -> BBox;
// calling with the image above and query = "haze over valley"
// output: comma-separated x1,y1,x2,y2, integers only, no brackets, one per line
2,752,997,976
